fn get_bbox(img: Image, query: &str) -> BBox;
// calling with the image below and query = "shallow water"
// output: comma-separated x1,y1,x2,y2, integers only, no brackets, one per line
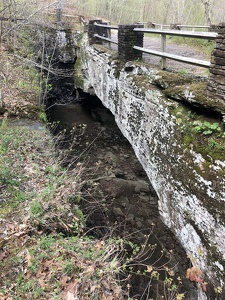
0,118,46,131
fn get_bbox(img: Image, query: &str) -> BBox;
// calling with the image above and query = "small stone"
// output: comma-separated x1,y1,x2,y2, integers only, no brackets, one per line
119,197,129,208
112,207,123,216
136,220,143,229
112,146,118,151
139,195,150,202
126,214,135,223
104,151,117,163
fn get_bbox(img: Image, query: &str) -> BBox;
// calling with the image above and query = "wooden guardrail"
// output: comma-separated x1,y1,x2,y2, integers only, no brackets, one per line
133,28,217,69
137,22,211,31
94,22,118,46
91,21,217,70
47,12,87,26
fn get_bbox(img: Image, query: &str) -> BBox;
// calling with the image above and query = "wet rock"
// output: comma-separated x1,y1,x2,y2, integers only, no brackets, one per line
139,195,150,203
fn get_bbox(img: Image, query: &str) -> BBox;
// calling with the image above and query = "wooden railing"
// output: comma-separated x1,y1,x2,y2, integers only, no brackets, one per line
137,22,211,31
133,28,217,69
92,22,217,70
94,23,118,46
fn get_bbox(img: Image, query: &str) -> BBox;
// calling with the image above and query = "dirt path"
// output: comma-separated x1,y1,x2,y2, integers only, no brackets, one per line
143,37,208,76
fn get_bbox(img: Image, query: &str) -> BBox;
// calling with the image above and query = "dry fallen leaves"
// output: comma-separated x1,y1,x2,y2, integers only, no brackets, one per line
94,241,104,251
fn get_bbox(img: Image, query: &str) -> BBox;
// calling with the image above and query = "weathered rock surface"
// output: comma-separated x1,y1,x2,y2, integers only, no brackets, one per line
74,34,225,298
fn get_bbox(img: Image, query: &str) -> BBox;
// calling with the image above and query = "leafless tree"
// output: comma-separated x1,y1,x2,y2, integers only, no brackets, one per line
200,0,213,25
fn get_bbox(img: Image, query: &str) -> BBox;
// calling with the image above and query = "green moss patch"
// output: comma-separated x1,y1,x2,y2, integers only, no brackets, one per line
179,112,225,162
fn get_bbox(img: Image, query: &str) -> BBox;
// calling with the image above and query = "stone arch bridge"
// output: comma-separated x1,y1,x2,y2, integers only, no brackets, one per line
52,21,225,298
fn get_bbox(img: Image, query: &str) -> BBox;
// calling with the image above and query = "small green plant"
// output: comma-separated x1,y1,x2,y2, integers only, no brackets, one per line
63,259,76,276
39,110,48,123
39,234,56,250
29,259,39,274
208,139,224,151
17,79,26,89
192,121,221,135
0,117,8,129
30,201,44,218
178,68,187,75
181,113,225,161
16,278,44,298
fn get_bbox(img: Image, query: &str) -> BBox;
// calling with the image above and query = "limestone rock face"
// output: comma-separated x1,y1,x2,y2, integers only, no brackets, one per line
41,28,76,101
75,34,225,297
55,29,76,64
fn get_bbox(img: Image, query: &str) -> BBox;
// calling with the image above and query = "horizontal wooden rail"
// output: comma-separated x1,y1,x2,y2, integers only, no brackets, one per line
151,23,210,29
133,27,217,69
136,22,210,30
133,46,211,68
94,22,118,30
0,16,26,21
46,13,87,25
133,28,217,40
47,13,81,18
94,34,118,44
175,25,210,29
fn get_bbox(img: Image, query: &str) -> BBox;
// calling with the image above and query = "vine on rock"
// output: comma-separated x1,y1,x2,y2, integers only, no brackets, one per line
186,266,207,292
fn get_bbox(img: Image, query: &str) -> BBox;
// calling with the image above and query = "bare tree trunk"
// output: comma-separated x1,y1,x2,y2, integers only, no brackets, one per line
163,0,171,24
201,0,212,25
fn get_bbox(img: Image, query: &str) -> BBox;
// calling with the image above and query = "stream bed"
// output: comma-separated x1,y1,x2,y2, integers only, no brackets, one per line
47,95,198,299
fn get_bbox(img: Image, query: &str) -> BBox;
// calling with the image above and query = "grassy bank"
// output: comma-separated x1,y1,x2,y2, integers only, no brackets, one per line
0,120,128,299
0,118,188,299
0,43,128,297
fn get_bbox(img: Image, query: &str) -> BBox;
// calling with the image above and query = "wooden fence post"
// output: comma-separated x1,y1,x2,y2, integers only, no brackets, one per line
56,8,62,23
161,33,166,69
0,19,2,46
107,25,111,49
